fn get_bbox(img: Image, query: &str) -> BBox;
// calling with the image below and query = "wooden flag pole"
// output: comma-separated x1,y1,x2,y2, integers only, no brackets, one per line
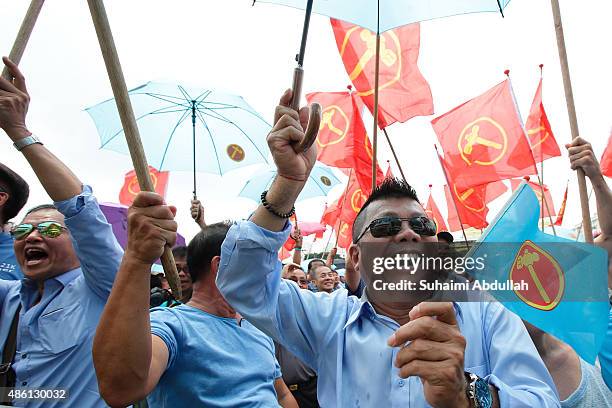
382,128,408,183
1,0,46,80
87,0,181,298
549,0,593,242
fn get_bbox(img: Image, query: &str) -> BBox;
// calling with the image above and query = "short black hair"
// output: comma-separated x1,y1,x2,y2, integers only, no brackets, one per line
187,221,232,283
172,245,187,259
310,264,332,280
307,258,325,273
0,162,29,224
437,231,454,243
352,177,420,243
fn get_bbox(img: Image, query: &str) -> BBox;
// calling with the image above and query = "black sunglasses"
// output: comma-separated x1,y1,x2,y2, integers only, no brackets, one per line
354,216,437,243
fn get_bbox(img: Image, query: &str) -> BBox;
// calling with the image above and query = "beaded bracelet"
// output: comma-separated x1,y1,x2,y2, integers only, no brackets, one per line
261,190,296,219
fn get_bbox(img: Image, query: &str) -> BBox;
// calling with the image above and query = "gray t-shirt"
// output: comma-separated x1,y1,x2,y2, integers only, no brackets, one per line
561,359,612,408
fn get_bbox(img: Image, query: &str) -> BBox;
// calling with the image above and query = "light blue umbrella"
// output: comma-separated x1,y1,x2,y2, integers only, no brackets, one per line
239,163,341,202
86,81,271,196
256,0,510,33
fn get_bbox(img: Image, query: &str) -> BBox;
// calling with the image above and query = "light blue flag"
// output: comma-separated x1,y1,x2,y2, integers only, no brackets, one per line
467,182,610,363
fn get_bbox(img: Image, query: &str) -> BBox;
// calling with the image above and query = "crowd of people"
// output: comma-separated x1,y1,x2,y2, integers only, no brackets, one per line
1,57,612,408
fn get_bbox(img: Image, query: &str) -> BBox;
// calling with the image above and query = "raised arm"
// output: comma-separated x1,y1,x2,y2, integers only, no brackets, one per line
93,192,177,407
291,227,302,265
217,89,350,366
567,137,612,241
0,57,81,201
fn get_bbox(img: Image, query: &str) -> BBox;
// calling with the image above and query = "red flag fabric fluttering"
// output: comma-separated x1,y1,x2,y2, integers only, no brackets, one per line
425,193,448,233
510,179,556,218
444,181,507,232
525,79,561,163
555,182,568,226
601,133,612,178
331,19,433,129
432,80,538,192
306,91,384,190
119,166,169,206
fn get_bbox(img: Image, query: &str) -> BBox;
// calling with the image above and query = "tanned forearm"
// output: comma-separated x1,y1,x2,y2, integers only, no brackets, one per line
250,176,304,232
93,254,153,406
10,129,82,202
591,175,612,238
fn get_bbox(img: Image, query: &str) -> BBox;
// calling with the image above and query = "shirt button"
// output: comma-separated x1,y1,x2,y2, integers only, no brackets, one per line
21,354,27,359
21,381,27,386
398,379,405,387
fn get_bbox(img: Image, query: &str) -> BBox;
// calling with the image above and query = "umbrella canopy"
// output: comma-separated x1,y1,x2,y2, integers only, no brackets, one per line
239,163,342,202
100,202,186,249
256,0,510,33
86,82,271,191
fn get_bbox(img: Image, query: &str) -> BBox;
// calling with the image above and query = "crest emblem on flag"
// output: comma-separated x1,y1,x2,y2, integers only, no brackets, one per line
318,105,349,146
509,240,565,311
458,117,508,166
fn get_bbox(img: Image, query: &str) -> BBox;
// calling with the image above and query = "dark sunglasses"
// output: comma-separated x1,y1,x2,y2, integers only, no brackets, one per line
354,216,437,243
10,221,67,241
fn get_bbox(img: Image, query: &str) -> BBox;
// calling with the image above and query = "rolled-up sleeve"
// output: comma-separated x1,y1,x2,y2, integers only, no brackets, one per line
217,220,349,369
55,185,123,299
483,302,560,407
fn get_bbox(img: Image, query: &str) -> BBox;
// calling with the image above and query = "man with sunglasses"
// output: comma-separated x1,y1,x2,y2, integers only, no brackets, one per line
217,89,559,407
0,163,29,281
0,57,122,407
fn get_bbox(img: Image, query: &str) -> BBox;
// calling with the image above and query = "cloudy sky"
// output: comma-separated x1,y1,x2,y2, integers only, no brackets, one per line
1,0,610,249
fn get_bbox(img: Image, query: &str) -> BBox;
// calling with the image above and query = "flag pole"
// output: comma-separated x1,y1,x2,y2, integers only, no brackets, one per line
1,0,46,80
382,128,408,183
87,0,181,299
335,168,353,247
549,0,593,242
371,2,381,191
435,145,470,249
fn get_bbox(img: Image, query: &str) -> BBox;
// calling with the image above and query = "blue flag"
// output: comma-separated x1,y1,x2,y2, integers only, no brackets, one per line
467,182,609,363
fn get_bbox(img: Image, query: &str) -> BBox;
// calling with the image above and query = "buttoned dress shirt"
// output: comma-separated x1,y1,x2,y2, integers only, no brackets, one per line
0,186,123,407
217,220,560,408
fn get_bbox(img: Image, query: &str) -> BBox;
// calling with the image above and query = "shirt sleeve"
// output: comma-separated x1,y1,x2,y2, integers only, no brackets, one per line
274,357,282,380
598,308,612,390
150,307,182,370
483,302,561,408
54,185,123,299
217,220,350,369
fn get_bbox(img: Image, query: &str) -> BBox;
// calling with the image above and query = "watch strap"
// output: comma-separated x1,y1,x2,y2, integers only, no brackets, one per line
13,135,42,151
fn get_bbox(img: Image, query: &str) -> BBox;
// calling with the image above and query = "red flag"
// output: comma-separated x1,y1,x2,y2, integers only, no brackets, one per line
432,80,538,192
279,246,292,261
444,181,507,232
525,79,561,162
385,161,393,179
306,91,383,190
338,172,368,227
321,201,341,228
510,179,556,218
602,133,612,178
425,194,448,233
119,166,169,206
331,19,433,129
555,182,568,226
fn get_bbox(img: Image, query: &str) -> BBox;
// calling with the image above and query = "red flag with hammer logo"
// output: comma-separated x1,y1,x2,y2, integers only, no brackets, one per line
525,79,561,163
119,166,169,206
432,80,537,192
331,19,433,129
306,91,383,190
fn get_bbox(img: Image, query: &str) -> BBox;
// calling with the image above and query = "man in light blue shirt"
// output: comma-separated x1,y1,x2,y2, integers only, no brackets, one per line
93,213,297,407
217,90,560,407
0,58,122,407
0,162,29,281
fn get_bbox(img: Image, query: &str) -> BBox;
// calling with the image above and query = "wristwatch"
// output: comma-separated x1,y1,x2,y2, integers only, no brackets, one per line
13,135,43,151
465,372,493,408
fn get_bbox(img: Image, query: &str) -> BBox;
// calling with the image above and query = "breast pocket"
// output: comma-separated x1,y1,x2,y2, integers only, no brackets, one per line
465,363,488,378
38,302,83,354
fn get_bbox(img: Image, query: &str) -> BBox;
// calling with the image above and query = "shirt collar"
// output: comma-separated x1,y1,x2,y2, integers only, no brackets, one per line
344,289,464,330
21,267,82,289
